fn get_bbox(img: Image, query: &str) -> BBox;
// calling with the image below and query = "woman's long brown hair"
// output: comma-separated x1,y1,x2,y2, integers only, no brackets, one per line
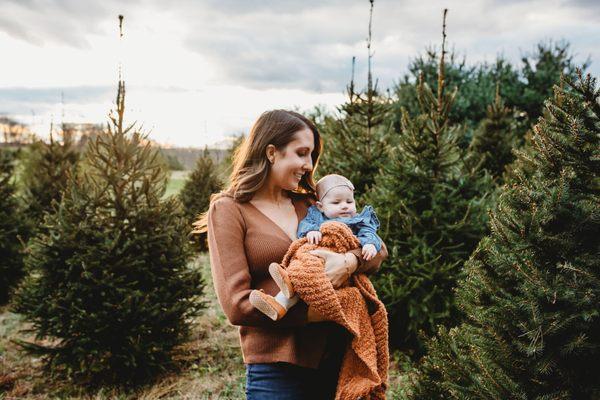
192,109,322,234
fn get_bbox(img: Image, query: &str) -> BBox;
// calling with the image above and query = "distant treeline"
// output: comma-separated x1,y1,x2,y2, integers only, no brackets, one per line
159,147,227,170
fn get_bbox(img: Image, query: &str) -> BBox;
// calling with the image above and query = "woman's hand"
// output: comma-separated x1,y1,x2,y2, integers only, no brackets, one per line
309,249,359,288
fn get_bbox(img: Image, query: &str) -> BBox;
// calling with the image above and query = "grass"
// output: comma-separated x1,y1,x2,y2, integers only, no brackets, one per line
164,170,191,198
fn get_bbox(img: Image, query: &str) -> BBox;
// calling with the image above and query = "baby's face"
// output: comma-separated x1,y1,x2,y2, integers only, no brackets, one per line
317,186,357,219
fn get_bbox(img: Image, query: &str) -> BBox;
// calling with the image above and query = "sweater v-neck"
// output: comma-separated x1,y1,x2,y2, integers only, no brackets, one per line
246,197,305,243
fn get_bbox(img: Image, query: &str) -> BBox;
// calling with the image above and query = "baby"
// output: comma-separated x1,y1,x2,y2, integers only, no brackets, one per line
249,173,383,321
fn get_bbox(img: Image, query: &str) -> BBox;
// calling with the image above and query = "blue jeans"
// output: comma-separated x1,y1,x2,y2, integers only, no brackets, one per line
245,353,344,399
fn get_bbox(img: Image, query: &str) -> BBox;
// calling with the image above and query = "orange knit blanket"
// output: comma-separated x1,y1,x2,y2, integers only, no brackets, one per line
281,221,389,400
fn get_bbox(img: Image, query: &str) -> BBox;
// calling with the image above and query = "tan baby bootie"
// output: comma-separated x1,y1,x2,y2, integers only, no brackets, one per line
249,289,287,321
269,262,295,298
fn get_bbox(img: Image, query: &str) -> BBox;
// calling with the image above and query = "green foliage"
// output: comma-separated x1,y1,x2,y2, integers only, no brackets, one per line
392,40,586,148
519,40,588,121
180,147,224,252
160,151,185,171
316,57,393,202
12,81,206,386
393,51,522,144
368,26,493,353
0,149,27,304
19,125,80,237
220,134,245,182
409,71,600,399
468,86,520,183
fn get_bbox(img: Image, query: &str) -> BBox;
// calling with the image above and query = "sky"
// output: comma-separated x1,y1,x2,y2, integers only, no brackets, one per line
1,0,598,148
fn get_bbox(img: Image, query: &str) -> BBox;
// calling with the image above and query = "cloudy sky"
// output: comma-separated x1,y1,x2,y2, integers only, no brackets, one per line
1,0,598,148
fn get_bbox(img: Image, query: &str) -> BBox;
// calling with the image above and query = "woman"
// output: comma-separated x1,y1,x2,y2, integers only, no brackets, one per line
195,109,388,399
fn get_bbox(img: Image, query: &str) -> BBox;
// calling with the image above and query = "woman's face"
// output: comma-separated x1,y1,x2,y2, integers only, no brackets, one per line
268,128,315,191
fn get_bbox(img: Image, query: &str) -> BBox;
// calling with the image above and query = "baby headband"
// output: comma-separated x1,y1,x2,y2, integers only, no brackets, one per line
316,174,355,200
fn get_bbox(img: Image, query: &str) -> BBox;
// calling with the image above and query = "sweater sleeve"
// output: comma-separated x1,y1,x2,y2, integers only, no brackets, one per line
207,197,308,328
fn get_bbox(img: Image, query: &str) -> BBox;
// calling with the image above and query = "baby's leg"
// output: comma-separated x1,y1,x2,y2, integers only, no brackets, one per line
269,262,295,298
286,252,342,321
275,291,299,309
249,289,289,321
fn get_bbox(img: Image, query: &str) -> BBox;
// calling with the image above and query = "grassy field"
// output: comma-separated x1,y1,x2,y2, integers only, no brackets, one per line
164,170,191,198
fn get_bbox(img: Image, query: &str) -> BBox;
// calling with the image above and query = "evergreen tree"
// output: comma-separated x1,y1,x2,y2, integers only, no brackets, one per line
317,0,393,201
392,40,587,149
160,151,185,171
393,52,522,138
12,81,205,386
219,133,245,181
468,85,520,184
518,40,588,122
409,70,600,399
503,78,572,186
19,124,79,236
180,147,224,252
0,149,27,304
367,10,493,353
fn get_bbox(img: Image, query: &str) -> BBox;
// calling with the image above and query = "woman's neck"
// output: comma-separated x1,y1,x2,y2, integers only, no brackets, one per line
252,182,290,206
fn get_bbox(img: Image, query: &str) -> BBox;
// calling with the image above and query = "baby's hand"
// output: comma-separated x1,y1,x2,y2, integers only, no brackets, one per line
362,244,377,261
306,231,322,245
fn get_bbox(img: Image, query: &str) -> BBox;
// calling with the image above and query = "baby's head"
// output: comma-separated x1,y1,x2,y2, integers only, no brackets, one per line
315,174,357,219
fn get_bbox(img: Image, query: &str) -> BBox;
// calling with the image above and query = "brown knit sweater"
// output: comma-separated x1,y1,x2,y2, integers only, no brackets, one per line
206,192,388,368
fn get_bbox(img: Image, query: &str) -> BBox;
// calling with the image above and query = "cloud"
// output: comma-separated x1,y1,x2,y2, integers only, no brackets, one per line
560,0,600,14
0,84,192,116
0,85,111,104
0,0,598,94
174,0,368,92
168,0,599,91
0,0,119,48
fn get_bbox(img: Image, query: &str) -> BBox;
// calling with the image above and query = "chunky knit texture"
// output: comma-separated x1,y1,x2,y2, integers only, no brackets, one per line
206,193,388,370
282,221,390,399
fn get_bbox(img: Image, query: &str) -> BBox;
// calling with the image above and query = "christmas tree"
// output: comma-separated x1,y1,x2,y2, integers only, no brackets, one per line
180,147,224,252
0,149,27,304
468,84,520,184
519,40,588,121
392,40,584,152
12,80,205,385
316,0,392,201
409,70,600,399
367,10,493,352
19,124,79,237
221,134,245,176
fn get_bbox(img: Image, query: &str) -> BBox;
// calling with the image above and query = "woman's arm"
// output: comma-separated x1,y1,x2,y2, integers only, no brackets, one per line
207,198,308,328
308,240,388,286
348,240,388,275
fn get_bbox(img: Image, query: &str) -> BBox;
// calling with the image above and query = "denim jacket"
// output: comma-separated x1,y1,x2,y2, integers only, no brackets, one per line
297,205,382,251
